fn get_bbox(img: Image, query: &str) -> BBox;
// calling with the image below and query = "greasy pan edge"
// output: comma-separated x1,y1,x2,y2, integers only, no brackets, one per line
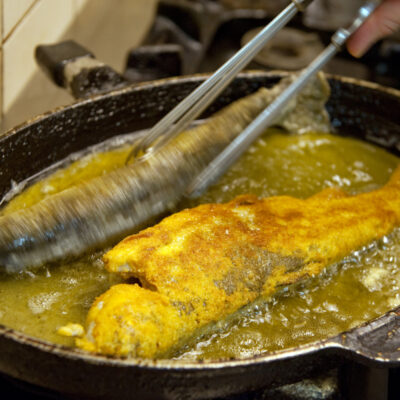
3,70,400,140
0,71,399,398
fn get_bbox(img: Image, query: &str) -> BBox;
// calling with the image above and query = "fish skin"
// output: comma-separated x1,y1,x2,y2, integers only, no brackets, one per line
0,74,330,272
75,165,400,359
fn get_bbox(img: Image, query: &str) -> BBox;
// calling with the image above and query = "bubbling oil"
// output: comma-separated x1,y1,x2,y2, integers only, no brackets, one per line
0,129,399,358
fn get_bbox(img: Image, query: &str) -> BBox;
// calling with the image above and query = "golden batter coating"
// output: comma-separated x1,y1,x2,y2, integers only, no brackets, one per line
76,166,400,358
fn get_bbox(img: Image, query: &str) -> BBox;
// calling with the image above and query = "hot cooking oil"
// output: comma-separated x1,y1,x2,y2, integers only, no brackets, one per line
0,129,399,359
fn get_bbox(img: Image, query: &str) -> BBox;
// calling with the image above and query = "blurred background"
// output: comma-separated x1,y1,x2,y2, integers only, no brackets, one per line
0,0,399,132
0,0,157,132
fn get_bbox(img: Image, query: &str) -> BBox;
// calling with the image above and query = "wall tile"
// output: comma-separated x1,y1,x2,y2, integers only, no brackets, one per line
2,0,89,114
3,0,36,39
69,0,158,71
1,0,157,132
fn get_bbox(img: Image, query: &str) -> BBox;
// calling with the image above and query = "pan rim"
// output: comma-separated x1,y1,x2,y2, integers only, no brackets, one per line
1,70,400,371
1,305,399,369
2,70,400,142
0,320,353,369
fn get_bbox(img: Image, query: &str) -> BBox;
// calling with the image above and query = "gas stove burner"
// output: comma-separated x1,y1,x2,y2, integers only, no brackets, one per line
125,0,278,78
219,0,288,13
124,0,400,88
241,27,324,70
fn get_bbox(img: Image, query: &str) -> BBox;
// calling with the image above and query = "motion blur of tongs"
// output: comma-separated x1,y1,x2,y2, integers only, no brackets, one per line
0,0,381,272
128,0,381,198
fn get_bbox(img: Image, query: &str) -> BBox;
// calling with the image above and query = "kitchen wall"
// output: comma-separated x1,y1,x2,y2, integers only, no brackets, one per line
0,0,157,132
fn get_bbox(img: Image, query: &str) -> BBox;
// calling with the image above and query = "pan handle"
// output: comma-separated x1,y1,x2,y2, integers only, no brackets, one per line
35,40,129,99
326,307,400,366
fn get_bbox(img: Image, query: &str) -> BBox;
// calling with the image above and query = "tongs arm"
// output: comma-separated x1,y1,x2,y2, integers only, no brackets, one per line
127,0,314,162
187,0,381,198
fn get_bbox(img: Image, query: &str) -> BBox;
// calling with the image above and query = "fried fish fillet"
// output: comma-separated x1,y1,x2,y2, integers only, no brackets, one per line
75,165,400,358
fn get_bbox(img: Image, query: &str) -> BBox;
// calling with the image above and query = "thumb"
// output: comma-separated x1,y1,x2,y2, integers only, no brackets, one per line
347,0,400,58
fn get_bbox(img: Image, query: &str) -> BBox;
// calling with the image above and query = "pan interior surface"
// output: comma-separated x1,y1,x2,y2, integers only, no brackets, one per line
0,126,399,361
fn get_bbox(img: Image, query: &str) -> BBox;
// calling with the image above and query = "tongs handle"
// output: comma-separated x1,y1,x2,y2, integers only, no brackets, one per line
126,0,314,162
187,1,381,198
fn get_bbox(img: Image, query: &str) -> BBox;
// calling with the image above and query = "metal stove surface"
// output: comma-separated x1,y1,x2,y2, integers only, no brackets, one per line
2,365,400,400
1,369,340,400
124,0,400,88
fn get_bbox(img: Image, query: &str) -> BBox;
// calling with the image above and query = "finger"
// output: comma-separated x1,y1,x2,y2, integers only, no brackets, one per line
347,0,400,58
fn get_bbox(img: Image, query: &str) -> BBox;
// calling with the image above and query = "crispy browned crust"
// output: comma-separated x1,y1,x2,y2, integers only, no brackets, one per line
76,166,400,358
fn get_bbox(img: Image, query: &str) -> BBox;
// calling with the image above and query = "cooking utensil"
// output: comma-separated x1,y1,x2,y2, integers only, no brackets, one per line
187,0,380,197
127,0,314,161
0,61,399,398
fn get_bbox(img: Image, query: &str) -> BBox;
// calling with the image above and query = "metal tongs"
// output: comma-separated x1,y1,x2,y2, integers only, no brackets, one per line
0,0,382,272
128,0,381,197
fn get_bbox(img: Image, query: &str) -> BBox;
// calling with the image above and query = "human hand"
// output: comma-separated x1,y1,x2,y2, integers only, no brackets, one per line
347,0,400,57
